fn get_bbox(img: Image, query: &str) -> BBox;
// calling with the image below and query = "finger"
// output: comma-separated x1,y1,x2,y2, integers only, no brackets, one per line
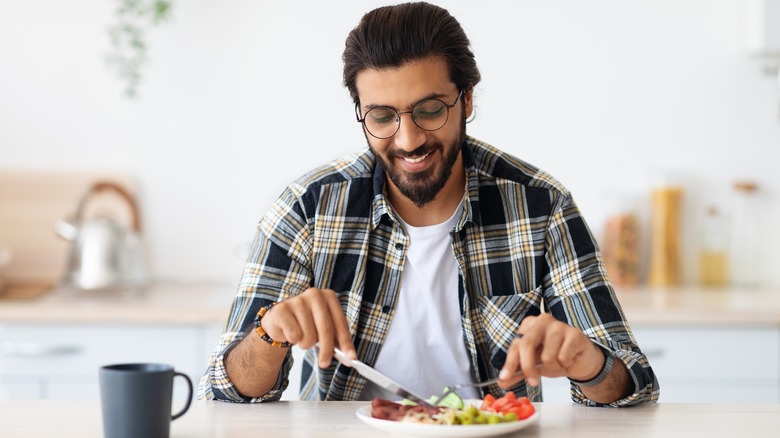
308,290,339,368
324,289,357,360
556,331,583,368
295,290,324,350
517,315,538,333
560,334,601,380
540,329,566,377
498,335,522,388
518,331,542,387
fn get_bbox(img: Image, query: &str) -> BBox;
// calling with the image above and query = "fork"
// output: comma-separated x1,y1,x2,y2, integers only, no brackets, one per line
428,373,521,406
430,332,529,406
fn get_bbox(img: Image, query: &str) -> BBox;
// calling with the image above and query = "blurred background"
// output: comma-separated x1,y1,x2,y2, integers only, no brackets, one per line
1,0,778,288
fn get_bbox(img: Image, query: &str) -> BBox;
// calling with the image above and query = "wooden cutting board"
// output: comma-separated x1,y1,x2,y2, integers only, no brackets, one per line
0,282,52,300
0,170,136,289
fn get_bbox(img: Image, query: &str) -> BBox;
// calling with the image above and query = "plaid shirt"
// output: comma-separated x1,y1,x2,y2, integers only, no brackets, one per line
199,136,659,406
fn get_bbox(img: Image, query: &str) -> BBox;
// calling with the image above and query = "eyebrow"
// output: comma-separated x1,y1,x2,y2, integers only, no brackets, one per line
362,92,449,112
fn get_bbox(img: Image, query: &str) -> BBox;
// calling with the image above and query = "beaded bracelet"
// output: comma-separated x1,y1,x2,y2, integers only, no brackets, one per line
570,345,614,387
254,302,292,348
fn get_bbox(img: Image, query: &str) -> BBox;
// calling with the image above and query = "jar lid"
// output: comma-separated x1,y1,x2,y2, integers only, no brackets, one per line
733,181,758,192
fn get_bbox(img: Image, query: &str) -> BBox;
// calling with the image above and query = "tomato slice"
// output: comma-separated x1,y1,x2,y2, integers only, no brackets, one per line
491,398,510,412
480,394,496,410
510,403,535,420
482,392,536,421
517,396,532,406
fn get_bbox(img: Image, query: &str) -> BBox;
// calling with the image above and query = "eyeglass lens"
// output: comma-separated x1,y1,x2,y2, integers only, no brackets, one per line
363,98,450,139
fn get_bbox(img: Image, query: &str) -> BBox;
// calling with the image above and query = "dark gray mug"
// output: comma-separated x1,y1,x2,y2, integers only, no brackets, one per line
99,363,193,438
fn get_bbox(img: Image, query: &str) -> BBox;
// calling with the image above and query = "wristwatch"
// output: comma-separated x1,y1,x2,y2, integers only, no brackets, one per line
570,344,614,387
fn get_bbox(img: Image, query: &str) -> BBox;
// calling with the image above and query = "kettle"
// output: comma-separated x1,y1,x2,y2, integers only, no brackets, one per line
55,181,148,290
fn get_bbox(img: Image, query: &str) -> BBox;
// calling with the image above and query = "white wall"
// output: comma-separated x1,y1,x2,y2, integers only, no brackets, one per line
1,1,778,287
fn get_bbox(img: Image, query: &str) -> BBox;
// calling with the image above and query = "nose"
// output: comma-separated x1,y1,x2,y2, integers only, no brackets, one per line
393,112,426,152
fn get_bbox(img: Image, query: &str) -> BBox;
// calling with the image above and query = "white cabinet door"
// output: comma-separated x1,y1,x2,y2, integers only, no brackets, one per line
632,326,780,403
541,377,574,403
543,326,780,404
0,377,40,400
0,323,208,400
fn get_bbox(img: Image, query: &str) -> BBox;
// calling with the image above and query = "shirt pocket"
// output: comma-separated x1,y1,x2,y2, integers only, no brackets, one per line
475,286,543,370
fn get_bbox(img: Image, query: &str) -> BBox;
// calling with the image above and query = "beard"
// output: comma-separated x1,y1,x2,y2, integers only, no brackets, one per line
369,112,466,208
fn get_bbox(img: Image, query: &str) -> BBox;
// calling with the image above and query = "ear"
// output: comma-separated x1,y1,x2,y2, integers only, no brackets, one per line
464,86,474,119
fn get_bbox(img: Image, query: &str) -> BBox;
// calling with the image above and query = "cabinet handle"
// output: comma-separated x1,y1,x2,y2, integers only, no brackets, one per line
1,342,82,357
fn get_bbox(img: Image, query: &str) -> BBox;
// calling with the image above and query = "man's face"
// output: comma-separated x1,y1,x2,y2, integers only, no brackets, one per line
355,56,473,208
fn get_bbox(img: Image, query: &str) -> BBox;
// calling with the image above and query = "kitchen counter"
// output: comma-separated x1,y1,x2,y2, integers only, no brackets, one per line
1,281,779,327
614,285,780,326
0,281,236,324
1,400,777,437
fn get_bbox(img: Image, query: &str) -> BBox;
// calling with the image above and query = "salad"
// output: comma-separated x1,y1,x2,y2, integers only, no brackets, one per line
370,389,535,426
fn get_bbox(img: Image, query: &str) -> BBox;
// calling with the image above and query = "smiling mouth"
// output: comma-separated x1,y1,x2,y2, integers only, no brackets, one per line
401,152,430,163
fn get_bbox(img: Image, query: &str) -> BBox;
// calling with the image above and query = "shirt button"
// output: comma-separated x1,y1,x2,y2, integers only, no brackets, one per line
381,305,391,313
395,242,403,250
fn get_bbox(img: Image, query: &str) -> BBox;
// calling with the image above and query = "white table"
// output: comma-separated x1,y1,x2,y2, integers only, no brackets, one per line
1,400,778,437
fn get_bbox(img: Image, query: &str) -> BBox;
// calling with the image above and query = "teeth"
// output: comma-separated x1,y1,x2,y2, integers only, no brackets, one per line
403,153,429,163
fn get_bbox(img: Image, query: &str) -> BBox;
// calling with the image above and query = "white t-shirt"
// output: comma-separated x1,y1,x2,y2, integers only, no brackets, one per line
360,202,479,401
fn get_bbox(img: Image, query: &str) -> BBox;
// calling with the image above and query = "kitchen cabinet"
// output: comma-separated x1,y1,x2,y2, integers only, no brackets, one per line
0,282,233,401
0,323,223,400
542,325,780,403
631,325,779,403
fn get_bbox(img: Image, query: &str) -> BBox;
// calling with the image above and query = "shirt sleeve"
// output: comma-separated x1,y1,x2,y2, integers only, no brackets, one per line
198,187,314,403
542,192,660,406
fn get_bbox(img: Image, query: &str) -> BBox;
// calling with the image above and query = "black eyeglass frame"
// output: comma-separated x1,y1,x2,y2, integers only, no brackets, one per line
354,90,464,139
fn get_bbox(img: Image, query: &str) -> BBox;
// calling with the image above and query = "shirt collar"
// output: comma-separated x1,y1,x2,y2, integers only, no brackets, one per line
370,159,391,229
368,137,482,230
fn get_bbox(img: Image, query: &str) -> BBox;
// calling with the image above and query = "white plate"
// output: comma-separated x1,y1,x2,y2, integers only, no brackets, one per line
355,400,539,438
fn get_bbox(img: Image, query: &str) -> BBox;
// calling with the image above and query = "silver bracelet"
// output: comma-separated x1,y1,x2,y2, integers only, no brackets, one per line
571,345,614,387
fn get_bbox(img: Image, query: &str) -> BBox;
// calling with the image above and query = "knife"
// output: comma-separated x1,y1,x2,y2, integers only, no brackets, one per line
330,346,436,409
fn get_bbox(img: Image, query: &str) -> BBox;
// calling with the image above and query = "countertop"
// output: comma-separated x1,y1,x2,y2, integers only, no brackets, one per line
614,285,780,327
1,400,778,437
1,281,779,327
0,281,236,325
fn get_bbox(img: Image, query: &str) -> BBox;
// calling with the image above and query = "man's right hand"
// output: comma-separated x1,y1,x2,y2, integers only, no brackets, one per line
259,287,357,368
224,288,357,398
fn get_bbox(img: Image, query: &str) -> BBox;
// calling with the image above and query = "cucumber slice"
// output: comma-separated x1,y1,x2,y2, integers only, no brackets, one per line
402,387,465,408
429,387,464,409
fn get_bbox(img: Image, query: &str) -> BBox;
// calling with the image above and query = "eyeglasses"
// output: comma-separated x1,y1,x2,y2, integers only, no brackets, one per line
355,90,463,139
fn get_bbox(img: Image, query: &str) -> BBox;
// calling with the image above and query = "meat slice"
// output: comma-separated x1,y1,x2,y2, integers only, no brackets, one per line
370,398,441,421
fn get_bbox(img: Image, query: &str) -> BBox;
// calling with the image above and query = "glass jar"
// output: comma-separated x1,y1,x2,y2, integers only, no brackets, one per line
648,185,683,286
602,196,641,286
698,205,728,286
730,181,760,288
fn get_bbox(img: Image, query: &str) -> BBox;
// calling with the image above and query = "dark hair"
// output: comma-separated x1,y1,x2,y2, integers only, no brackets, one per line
342,2,481,104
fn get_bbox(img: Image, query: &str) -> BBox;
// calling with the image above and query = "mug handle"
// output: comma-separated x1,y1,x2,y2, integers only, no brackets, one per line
171,371,193,421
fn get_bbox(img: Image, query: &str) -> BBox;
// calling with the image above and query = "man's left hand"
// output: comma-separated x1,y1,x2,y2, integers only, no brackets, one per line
498,313,605,388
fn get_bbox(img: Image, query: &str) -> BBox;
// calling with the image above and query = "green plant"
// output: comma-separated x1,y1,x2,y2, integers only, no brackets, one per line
105,0,173,98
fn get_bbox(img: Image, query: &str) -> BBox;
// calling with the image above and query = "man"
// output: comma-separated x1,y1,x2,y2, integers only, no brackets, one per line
200,2,659,406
